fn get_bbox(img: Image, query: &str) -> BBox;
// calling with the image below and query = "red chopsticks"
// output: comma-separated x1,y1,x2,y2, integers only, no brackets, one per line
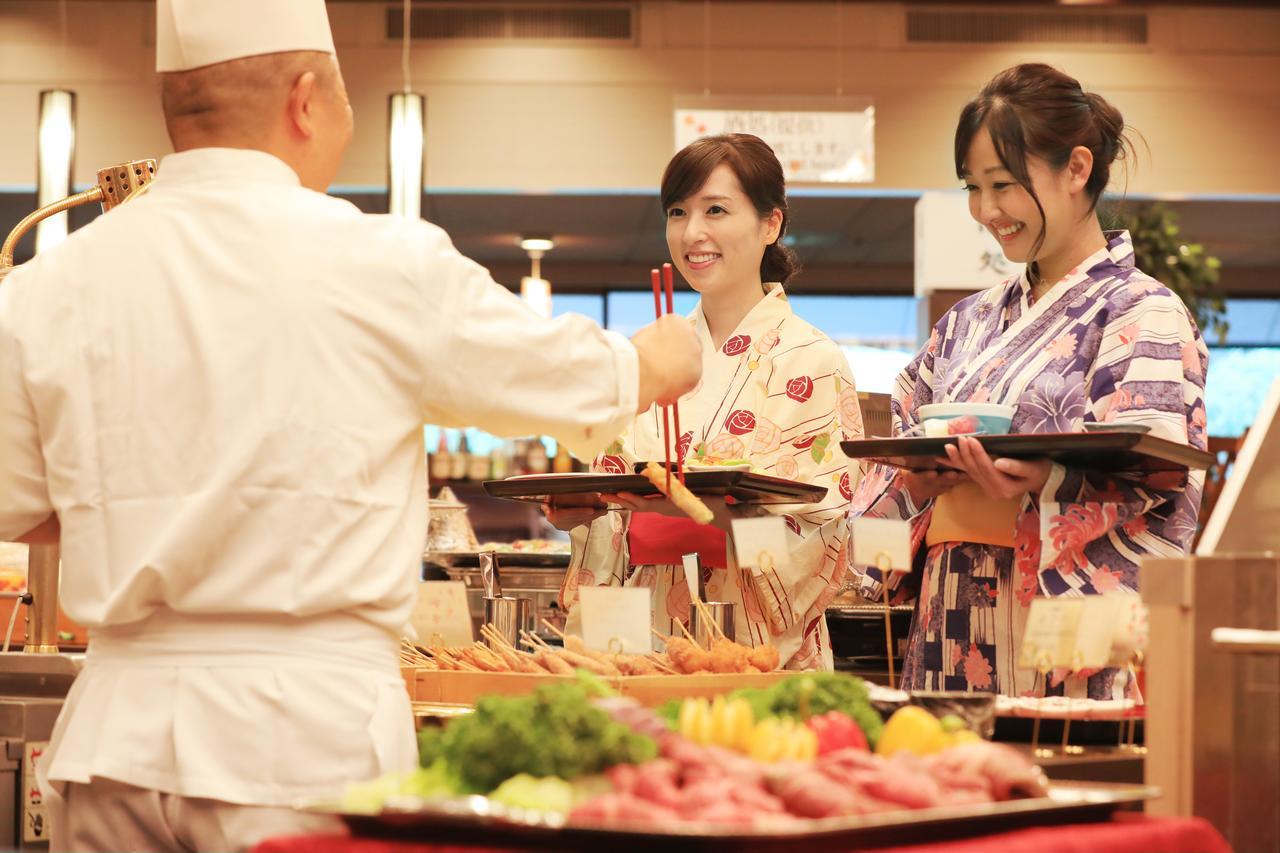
650,263,685,490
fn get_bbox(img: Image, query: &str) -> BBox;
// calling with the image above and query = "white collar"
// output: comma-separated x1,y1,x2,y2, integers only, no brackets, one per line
154,147,303,188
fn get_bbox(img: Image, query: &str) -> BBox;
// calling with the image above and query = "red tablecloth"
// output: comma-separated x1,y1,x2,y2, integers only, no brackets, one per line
253,814,1229,853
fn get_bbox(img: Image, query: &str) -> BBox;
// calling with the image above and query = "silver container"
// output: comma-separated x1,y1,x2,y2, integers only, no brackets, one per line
483,596,532,650
692,601,735,647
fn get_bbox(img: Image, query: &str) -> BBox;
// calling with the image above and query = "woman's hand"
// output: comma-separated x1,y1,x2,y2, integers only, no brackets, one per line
942,435,1051,500
606,492,733,531
899,469,968,506
540,494,608,531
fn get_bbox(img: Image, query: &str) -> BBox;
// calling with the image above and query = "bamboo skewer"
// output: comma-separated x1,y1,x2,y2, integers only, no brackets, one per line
691,598,727,642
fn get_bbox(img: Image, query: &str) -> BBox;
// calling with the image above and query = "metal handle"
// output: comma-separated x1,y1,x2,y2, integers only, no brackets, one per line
479,550,502,598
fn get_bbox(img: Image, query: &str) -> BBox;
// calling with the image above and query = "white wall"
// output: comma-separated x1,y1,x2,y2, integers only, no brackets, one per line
1,1,1278,195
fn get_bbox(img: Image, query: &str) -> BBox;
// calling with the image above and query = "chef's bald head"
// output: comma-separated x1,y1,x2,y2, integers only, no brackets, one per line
161,50,354,191
162,51,334,144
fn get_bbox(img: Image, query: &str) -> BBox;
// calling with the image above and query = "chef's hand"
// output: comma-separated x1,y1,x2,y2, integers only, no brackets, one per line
942,435,1051,500
632,315,702,411
606,492,733,532
540,494,608,531
899,469,968,506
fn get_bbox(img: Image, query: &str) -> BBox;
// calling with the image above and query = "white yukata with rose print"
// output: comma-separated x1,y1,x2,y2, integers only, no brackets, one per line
559,284,862,670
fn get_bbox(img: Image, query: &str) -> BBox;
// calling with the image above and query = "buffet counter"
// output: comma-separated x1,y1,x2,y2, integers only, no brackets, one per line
254,814,1228,853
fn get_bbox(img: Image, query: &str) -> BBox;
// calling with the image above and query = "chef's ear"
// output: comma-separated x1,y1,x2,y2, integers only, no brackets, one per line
286,71,319,140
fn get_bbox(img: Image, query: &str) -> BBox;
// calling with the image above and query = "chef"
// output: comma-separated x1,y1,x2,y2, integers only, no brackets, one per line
0,0,701,850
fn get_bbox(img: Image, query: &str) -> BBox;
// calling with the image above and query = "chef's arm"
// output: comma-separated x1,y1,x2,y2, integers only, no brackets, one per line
413,223,699,460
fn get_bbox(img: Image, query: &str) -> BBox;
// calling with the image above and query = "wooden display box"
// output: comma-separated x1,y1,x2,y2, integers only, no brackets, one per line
409,669,791,707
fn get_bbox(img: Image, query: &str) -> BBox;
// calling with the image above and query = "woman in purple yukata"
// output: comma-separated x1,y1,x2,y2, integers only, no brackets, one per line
851,64,1208,700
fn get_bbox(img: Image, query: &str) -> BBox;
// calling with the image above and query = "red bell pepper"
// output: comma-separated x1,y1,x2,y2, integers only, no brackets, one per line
806,710,869,755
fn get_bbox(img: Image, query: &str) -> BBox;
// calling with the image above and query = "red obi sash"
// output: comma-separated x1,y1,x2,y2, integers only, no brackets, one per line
626,514,729,568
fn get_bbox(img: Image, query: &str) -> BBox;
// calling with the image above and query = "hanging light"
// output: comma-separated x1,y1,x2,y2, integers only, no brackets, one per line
35,89,76,253
388,0,424,218
520,236,554,318
388,92,425,218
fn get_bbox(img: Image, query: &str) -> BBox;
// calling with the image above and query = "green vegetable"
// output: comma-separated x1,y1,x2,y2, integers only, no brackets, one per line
574,668,617,698
730,673,884,750
488,774,575,814
340,759,461,813
418,683,657,793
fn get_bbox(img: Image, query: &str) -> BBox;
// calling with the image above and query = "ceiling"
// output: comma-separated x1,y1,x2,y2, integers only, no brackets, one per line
3,190,1276,294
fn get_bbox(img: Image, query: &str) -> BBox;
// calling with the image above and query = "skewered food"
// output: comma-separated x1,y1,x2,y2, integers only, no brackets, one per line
641,462,715,524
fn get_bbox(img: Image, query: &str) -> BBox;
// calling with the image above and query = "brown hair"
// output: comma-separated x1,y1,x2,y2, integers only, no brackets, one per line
660,133,800,285
954,63,1132,262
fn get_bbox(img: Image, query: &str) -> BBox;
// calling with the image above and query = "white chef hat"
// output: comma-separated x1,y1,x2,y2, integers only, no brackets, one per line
156,0,336,73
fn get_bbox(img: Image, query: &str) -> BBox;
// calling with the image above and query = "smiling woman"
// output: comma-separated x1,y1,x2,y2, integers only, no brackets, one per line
849,64,1209,701
548,133,863,671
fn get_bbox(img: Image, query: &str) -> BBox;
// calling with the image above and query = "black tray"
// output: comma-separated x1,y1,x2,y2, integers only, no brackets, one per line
483,471,826,505
841,432,1214,473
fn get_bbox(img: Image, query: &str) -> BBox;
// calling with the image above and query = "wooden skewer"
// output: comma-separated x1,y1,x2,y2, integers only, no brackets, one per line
480,623,520,654
691,598,727,642
674,618,698,645
540,618,569,642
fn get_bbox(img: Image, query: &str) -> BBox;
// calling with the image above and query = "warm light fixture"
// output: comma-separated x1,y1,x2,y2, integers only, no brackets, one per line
519,237,554,254
388,93,425,219
520,235,555,318
387,0,424,218
35,89,75,253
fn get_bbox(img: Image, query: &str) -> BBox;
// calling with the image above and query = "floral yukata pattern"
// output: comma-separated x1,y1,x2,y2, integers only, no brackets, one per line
850,232,1208,699
559,285,861,670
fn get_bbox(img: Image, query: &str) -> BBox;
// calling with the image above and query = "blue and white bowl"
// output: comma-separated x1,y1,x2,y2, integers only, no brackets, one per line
918,402,1016,437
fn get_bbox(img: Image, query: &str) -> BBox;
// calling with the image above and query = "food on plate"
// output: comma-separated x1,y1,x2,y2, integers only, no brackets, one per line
641,462,715,525
416,682,658,793
876,706,980,757
344,671,1050,829
807,710,869,755
661,634,779,674
732,672,883,750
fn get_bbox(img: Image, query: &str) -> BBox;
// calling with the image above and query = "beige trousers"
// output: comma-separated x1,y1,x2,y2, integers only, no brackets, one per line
48,777,343,853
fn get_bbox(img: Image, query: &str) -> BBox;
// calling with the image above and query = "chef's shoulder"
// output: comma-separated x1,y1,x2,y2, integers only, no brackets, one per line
310,197,490,282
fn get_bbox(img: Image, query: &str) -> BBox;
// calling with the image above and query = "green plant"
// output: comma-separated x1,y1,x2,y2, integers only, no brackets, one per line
1110,203,1227,343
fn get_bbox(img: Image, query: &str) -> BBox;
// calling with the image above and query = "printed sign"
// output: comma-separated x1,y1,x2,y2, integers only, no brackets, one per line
579,586,652,655
852,517,913,573
675,96,874,183
409,581,474,647
732,516,793,574
1019,598,1085,670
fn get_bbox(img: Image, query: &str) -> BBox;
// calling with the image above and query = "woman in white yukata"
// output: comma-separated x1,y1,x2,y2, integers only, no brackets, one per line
547,134,862,670
850,64,1208,699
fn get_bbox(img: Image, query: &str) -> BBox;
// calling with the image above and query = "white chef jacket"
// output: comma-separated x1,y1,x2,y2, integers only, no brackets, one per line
0,148,639,805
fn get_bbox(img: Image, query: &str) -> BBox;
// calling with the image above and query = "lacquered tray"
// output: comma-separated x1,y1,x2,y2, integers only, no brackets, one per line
314,781,1158,852
483,471,827,505
841,432,1213,473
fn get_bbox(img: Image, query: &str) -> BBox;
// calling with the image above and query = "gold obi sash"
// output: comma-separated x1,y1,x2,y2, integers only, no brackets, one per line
925,481,1020,548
